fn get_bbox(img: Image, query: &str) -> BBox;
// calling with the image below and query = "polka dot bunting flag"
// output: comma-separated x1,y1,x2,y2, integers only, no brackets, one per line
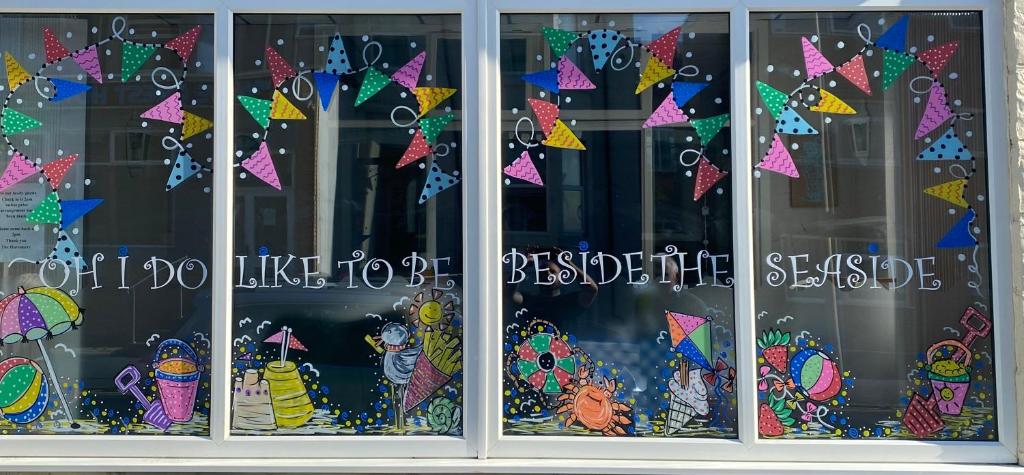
916,41,959,78
645,26,681,66
635,56,674,95
42,27,70,63
182,112,213,140
556,56,595,91
270,90,307,120
690,113,730,145
923,178,968,208
51,231,85,270
413,87,457,117
756,134,800,178
693,157,727,201
916,127,973,161
166,151,201,190
587,29,621,70
915,82,954,140
801,36,834,79
541,27,578,58
504,150,544,186
325,34,355,76
41,154,77,189
121,43,156,82
755,81,788,119
72,45,103,84
882,49,915,91
419,112,455,145
140,91,184,124
396,129,431,169
241,142,281,190
542,119,585,150
25,192,60,224
265,46,297,88
164,26,202,62
835,54,871,95
2,109,42,136
237,95,272,128
774,106,818,135
809,88,856,115
392,51,425,90
643,92,688,128
527,98,559,136
0,153,36,192
4,52,30,90
354,67,392,107
418,161,459,204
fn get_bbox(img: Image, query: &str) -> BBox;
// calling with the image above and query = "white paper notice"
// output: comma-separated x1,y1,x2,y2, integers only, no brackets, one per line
0,186,44,262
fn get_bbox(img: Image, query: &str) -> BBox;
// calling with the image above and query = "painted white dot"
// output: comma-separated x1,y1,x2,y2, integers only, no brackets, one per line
204,186,211,193
913,96,921,104
878,18,886,25
753,170,762,178
966,131,974,138
504,178,511,185
15,98,22,104
281,123,288,129
56,65,63,72
84,178,91,185
279,148,286,154
973,226,981,234
829,80,837,87
33,225,39,231
685,52,693,58
767,64,775,72
657,82,665,89
723,149,729,155
444,106,452,113
790,143,799,150
824,117,832,124
577,46,583,53
616,58,622,64
239,172,247,179
57,149,63,155
865,49,874,57
807,94,815,102
319,46,325,52
23,139,29,146
236,150,244,157
255,59,262,66
277,39,284,46
161,73,168,80
977,194,985,201
909,46,917,53
958,254,966,261
508,142,514,149
755,107,763,115
570,119,577,126
550,62,556,68
141,121,149,127
688,32,695,39
105,49,112,56
564,97,572,103
191,99,197,106
609,21,616,27
949,72,959,80
202,84,208,91
924,137,932,144
205,133,212,140
426,74,432,81
155,54,162,61
164,158,171,165
714,97,722,104
91,27,98,34
37,102,42,109
536,54,543,61
282,87,289,94
251,87,258,94
539,91,546,98
418,163,426,169
410,42,417,48
792,69,801,77
934,167,942,173
635,61,642,68
954,99,962,106
341,84,349,91
811,35,819,43
129,28,135,34
705,74,712,81
685,170,693,177
948,208,956,215
928,35,935,42
538,153,545,159
716,188,724,195
689,108,696,114
872,70,880,78
790,100,799,107
686,136,693,142
169,128,175,134
837,41,845,49
362,35,370,42
152,31,158,38
382,62,389,69
155,90,162,96
759,136,766,144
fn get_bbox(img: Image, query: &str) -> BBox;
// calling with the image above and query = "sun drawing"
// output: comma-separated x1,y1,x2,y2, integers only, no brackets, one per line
407,288,456,332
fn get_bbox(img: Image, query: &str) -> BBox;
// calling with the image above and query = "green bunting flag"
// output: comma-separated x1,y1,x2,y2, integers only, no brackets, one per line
26,192,60,224
121,43,156,82
2,109,42,136
882,49,915,91
542,27,578,58
237,95,272,128
690,113,730,146
419,112,455,145
756,81,788,119
355,67,392,107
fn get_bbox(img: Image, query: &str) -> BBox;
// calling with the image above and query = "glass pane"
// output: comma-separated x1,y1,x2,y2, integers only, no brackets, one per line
0,14,213,435
500,14,736,438
750,12,996,440
232,14,464,436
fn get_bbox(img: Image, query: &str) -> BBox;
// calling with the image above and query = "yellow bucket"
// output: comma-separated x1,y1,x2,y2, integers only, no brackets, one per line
263,360,314,428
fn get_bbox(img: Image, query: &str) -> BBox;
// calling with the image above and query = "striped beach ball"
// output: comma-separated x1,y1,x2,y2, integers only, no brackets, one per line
0,357,49,424
789,348,842,402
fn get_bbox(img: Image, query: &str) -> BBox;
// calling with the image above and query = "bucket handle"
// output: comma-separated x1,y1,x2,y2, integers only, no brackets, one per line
925,339,972,366
152,338,199,368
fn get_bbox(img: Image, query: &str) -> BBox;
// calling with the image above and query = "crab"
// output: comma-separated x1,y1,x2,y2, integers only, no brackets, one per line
556,365,633,436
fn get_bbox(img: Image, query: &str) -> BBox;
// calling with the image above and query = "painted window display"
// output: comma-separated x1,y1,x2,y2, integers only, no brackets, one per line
500,14,735,437
231,15,463,436
0,14,213,435
751,12,996,440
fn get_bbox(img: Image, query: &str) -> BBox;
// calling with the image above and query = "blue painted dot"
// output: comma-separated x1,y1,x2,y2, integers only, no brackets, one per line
867,242,879,254
118,246,128,257
258,246,269,256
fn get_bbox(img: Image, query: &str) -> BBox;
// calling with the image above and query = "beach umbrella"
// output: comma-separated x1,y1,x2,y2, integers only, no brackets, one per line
665,310,713,371
0,286,83,425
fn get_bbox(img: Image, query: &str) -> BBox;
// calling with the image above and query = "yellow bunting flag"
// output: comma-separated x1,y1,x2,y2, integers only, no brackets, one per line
542,119,586,150
635,57,674,95
413,87,457,116
269,90,307,120
4,52,30,90
181,112,213,140
924,178,968,208
809,89,856,115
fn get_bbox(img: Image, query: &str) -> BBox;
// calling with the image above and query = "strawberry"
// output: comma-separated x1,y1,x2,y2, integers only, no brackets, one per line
757,329,791,372
758,403,784,437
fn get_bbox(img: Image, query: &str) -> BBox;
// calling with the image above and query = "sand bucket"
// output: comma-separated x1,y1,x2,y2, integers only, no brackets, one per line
263,360,314,428
925,339,972,416
152,339,201,423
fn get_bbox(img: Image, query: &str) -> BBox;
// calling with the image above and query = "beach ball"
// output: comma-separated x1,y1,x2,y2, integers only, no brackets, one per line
789,348,842,402
517,333,575,394
0,357,49,424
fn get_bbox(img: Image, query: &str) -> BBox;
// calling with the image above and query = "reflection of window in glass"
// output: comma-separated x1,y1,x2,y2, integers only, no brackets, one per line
0,14,213,435
231,14,463,436
499,13,735,439
750,11,995,441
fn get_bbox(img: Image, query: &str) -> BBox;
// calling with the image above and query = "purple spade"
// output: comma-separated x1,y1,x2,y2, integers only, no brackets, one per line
115,365,172,431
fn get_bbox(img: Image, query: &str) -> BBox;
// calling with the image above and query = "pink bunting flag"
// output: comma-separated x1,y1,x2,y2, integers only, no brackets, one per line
835,54,871,95
164,26,202,62
0,153,36,192
693,157,727,200
556,56,595,90
42,154,77,189
42,28,70,63
801,37,834,79
756,134,799,178
395,129,431,169
917,41,959,78
241,142,281,190
140,91,184,124
72,45,103,83
915,82,954,140
528,98,559,135
646,27,681,66
265,46,297,88
504,150,544,186
643,92,688,128
392,51,426,90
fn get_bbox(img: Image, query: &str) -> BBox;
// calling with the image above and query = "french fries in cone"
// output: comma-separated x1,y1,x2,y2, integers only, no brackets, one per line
404,330,462,411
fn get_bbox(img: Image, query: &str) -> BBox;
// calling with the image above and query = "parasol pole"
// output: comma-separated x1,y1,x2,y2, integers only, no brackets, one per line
36,340,74,425
279,326,290,365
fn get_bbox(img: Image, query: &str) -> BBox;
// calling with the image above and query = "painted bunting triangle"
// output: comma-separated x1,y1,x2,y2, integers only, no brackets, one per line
270,90,307,120
504,150,544,186
882,49,915,91
2,109,42,136
917,42,958,77
756,134,799,178
924,178,968,208
241,142,280,190
419,161,460,204
915,82,953,139
48,78,91,103
0,154,36,192
672,82,709,109
164,26,202,62
51,232,85,270
755,81,788,119
237,95,272,128
693,157,727,201
42,28,70,63
916,127,972,161
26,192,60,224
646,27,681,66
937,208,977,248
5,52,30,90
72,45,103,83
325,34,355,76
643,92,688,128
801,37,834,79
587,29,621,70
523,68,559,93
413,87,457,116
557,56,595,90
419,113,455,145
875,15,909,52
810,89,856,114
542,119,585,150
166,151,202,190
396,129,431,169
775,106,818,135
354,67,391,107
635,57,674,94
393,51,426,90
691,113,730,145
121,43,156,82
312,71,339,111
41,154,77,189
140,91,184,124
60,198,103,226
265,46,297,88
542,27,578,58
528,98,559,135
182,112,213,140
836,54,871,95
